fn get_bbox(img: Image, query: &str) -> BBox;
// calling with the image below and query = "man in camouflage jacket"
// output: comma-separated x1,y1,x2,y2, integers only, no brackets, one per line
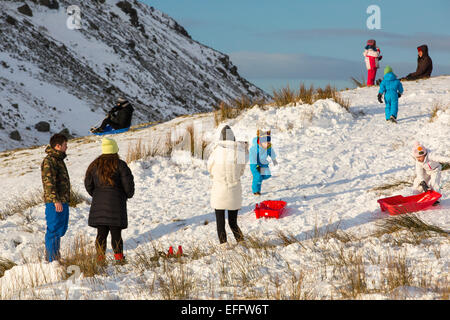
41,134,70,262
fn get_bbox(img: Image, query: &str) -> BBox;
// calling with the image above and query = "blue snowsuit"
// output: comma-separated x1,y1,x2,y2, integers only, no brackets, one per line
45,203,69,262
249,137,277,194
379,72,404,120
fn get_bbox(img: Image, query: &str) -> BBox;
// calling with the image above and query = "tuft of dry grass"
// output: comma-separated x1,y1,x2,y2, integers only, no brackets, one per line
272,85,298,107
157,262,197,299
371,179,413,194
214,95,267,126
374,213,449,244
69,188,91,208
298,83,315,105
0,190,43,220
441,162,450,171
125,131,184,163
429,101,448,122
271,83,351,111
0,258,16,278
59,235,108,280
350,75,366,88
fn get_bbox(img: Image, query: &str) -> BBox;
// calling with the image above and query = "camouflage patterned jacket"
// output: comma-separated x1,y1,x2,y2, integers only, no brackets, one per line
41,146,71,204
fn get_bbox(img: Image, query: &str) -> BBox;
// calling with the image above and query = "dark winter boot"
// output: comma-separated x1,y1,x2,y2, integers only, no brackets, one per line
90,127,103,133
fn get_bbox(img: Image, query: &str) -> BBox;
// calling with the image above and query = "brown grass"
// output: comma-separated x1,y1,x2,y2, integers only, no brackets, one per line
0,258,16,278
350,75,366,88
59,235,108,280
214,95,267,126
374,213,449,246
429,101,448,122
271,83,351,111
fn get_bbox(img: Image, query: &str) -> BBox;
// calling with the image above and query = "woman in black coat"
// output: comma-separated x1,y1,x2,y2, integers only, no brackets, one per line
84,138,134,264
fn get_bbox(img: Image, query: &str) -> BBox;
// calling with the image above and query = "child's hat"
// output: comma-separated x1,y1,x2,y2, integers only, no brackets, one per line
384,65,393,75
367,39,376,46
102,137,119,154
257,129,271,144
412,141,427,158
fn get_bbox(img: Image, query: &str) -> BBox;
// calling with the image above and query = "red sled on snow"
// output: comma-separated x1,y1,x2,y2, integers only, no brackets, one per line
377,191,442,216
255,200,287,219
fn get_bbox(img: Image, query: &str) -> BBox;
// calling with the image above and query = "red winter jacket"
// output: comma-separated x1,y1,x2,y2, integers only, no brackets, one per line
363,46,382,70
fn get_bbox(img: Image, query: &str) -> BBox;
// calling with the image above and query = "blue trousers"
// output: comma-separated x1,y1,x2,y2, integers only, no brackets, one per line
250,165,271,193
45,203,69,262
384,93,399,120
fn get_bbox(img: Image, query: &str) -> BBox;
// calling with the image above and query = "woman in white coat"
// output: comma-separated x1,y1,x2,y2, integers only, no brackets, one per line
207,125,246,244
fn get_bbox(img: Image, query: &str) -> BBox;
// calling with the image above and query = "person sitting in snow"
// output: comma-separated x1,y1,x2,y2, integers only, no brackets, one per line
401,45,433,81
249,130,278,196
411,142,446,204
363,39,382,86
377,66,404,123
91,97,134,133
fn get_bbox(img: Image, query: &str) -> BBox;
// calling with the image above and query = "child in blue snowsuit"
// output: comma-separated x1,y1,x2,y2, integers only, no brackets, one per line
249,131,277,195
378,65,404,123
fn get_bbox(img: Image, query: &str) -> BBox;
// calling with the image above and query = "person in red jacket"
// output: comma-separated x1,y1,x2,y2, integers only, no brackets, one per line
363,39,382,86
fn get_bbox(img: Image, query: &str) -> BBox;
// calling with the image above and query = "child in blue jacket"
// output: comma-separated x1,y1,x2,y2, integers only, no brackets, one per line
249,130,277,195
378,65,404,123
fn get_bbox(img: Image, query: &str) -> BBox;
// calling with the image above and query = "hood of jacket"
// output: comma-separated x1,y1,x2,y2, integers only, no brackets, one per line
217,140,239,150
383,72,398,81
123,103,134,113
45,145,67,160
418,44,429,57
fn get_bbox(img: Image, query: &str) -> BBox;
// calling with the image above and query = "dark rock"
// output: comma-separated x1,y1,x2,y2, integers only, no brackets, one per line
216,67,228,78
117,1,140,27
12,103,19,109
6,15,17,26
127,40,136,50
230,65,238,76
17,4,33,17
39,0,59,10
35,121,50,132
88,20,99,30
1,61,10,69
59,128,74,139
9,130,22,141
173,21,191,39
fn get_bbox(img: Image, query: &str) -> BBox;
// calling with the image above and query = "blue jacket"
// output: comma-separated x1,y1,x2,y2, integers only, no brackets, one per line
379,72,403,97
249,137,276,176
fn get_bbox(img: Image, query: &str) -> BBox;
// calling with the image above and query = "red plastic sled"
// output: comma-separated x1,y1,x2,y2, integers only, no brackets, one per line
255,200,287,219
377,191,442,216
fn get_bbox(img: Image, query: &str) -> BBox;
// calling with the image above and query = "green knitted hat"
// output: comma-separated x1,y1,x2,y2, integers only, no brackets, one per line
384,65,393,75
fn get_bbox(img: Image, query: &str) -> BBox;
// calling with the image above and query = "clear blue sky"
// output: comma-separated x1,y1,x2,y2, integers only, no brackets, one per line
140,0,450,93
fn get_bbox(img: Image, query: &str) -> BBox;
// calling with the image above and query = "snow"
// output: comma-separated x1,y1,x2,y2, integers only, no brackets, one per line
0,76,449,299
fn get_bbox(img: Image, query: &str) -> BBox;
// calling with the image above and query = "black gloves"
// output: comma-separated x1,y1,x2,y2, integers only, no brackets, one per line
398,93,402,98
420,181,429,192
377,93,383,104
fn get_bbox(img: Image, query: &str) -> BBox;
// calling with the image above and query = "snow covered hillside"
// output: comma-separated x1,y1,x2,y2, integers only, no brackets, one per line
0,0,267,150
0,76,449,299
